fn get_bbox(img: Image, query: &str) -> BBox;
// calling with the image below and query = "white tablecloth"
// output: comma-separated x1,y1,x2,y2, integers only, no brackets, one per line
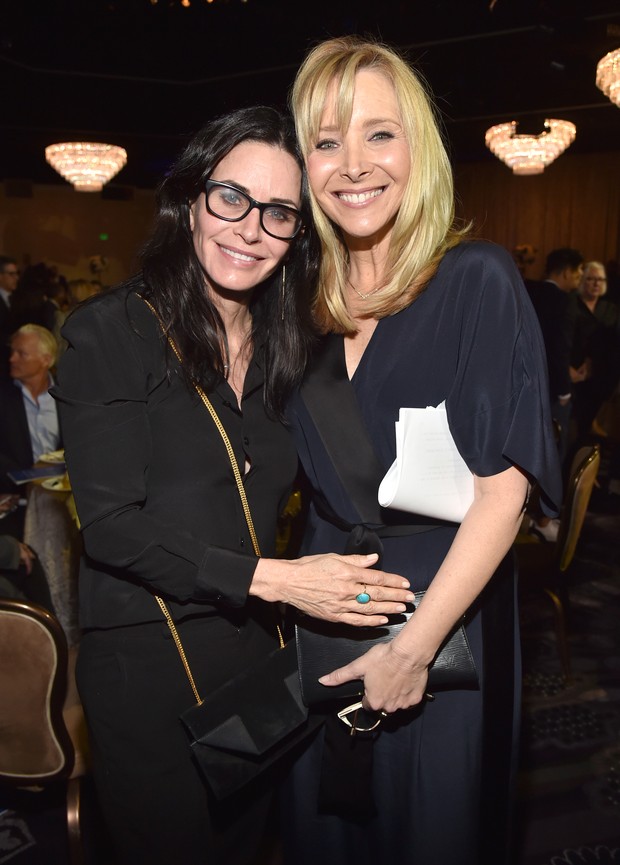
24,484,81,647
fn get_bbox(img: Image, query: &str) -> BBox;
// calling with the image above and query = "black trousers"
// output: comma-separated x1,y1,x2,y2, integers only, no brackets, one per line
77,611,277,865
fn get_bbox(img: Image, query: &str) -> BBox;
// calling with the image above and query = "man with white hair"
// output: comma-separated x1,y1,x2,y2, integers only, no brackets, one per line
0,324,61,493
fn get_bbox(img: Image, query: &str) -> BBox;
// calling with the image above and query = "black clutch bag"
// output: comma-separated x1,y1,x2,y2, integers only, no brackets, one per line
295,590,479,706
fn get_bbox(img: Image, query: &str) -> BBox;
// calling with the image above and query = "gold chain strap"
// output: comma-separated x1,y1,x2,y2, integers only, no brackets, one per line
155,595,203,704
139,296,284,706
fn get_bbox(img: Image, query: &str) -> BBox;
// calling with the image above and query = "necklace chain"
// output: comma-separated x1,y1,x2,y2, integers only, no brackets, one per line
348,280,383,300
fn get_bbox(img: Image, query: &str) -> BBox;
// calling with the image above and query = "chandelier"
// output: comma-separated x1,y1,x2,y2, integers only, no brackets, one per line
484,119,576,175
596,48,620,108
45,142,127,192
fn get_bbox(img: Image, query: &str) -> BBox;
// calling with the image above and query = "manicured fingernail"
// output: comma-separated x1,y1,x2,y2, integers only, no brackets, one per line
401,580,410,588
396,604,407,612
405,593,415,602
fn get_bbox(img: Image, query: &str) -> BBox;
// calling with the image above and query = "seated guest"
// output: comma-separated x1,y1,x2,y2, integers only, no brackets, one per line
0,532,56,612
0,324,61,493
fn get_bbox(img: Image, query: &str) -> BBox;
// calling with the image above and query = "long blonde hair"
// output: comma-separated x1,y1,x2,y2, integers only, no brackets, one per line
291,36,469,333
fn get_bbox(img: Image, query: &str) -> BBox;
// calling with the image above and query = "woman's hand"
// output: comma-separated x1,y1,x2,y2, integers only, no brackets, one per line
317,465,531,711
251,553,414,626
319,640,430,713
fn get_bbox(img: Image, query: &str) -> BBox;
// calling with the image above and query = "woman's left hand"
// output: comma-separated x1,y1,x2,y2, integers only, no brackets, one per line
318,640,430,713
319,465,531,714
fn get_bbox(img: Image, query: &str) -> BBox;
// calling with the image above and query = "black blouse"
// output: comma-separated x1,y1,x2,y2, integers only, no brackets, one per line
53,283,298,629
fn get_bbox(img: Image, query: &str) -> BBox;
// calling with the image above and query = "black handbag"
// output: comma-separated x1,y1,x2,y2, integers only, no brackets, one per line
179,641,321,800
295,589,479,706
144,298,319,800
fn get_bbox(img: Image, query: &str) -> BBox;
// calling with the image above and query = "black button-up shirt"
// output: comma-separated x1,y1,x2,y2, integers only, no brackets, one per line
53,283,298,629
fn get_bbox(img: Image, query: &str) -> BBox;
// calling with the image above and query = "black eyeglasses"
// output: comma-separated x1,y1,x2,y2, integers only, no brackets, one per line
204,180,303,241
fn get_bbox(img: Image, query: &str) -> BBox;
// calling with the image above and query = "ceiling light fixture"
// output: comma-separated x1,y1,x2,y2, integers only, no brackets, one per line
45,142,127,192
596,48,620,108
484,119,576,175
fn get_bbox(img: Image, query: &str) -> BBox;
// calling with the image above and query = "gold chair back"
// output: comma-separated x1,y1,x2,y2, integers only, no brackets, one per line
557,445,601,573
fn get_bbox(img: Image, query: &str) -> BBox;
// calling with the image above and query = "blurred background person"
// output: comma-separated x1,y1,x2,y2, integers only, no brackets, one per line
569,261,620,444
0,324,60,512
0,255,20,372
525,247,585,464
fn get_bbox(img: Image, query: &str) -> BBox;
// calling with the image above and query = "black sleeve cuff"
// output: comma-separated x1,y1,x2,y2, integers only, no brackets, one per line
195,546,258,607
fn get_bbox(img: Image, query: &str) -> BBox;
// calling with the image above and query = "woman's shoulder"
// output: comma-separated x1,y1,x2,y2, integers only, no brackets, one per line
441,239,518,277
58,277,168,391
432,241,524,307
64,276,157,338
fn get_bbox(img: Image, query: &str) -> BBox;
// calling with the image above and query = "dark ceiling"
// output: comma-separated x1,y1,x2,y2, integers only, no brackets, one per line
2,0,620,189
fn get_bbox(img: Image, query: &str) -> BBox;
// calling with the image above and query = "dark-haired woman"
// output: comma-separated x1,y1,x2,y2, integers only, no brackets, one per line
52,107,413,865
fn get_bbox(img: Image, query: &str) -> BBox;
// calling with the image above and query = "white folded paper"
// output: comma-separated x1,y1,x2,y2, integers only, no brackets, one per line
378,401,474,523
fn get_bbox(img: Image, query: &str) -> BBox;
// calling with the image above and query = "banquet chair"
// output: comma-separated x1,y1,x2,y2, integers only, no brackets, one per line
0,598,88,865
515,443,601,682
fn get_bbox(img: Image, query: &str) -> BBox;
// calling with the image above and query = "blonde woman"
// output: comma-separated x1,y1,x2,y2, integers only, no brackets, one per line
283,37,562,865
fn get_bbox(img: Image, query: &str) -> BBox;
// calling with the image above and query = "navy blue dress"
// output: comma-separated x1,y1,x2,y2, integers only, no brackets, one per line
282,242,562,865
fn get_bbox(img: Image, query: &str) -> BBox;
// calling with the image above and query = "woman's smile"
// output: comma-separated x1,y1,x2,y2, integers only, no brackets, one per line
216,242,264,264
334,186,386,206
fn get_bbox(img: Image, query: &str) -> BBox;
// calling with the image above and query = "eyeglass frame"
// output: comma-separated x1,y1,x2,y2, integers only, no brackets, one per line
203,179,304,241
337,701,384,735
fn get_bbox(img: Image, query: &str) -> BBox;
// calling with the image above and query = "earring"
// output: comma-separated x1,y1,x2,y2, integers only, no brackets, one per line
280,264,286,321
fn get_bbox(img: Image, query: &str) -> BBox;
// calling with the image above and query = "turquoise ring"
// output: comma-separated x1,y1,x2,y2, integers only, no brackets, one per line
356,587,371,604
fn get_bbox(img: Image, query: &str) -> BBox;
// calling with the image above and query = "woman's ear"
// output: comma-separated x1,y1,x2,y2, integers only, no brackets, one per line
188,200,195,233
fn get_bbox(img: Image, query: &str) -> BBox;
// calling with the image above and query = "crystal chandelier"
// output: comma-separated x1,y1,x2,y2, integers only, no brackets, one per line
596,48,620,108
45,142,128,192
484,119,576,175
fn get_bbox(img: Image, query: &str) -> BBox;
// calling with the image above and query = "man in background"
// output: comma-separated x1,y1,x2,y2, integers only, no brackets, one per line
526,247,584,461
0,256,19,372
0,324,60,489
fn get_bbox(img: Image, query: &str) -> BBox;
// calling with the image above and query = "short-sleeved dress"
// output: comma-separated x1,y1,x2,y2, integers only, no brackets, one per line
282,242,562,865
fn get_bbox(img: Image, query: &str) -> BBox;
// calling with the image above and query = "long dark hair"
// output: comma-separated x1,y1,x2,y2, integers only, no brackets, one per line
139,106,318,418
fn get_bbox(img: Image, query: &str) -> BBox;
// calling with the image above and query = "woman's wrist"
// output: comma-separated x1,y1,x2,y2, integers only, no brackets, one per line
248,557,291,604
390,630,438,672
